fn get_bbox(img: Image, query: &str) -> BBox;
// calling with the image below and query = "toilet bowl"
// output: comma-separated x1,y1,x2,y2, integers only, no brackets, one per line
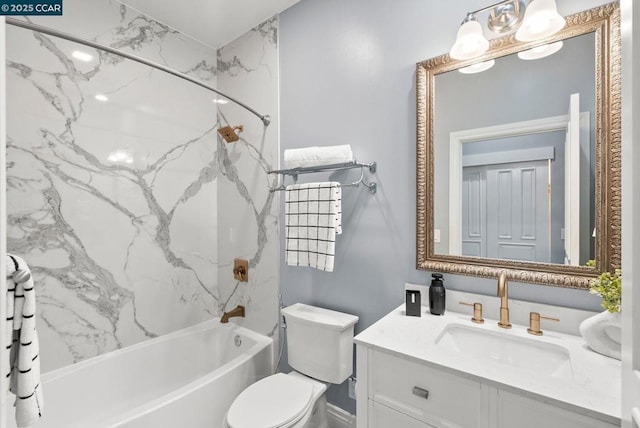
224,372,327,428
224,304,359,428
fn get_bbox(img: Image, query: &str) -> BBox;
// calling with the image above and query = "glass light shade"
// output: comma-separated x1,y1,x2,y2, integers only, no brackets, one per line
450,19,490,60
458,59,496,74
515,0,566,42
517,41,563,60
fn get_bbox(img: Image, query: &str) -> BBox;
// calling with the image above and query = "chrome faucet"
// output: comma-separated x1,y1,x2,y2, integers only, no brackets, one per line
221,305,245,323
497,271,511,329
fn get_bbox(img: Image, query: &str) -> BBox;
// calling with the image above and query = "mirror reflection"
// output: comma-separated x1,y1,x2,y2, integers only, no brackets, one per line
433,32,595,266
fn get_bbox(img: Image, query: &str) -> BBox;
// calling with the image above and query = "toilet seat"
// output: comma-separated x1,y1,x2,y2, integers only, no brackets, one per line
226,373,315,428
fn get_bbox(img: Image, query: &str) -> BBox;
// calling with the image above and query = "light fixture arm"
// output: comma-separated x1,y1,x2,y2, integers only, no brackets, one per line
466,0,521,18
462,0,526,34
460,12,476,25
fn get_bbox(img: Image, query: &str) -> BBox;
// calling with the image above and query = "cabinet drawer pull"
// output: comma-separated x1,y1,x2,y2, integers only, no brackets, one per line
412,386,429,399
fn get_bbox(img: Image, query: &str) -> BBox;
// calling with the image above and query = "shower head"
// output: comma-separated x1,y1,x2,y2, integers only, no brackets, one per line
218,125,244,143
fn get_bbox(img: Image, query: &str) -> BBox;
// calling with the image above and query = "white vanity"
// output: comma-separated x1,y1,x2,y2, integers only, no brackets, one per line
354,289,621,428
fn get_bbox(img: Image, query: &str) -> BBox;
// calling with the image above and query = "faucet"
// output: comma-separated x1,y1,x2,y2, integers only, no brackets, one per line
497,271,511,329
221,305,245,323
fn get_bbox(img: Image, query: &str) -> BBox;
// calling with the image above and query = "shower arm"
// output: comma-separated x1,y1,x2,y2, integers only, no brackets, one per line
4,17,271,127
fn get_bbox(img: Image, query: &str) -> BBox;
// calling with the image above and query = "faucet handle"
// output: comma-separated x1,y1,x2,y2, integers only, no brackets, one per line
527,312,560,336
459,302,485,324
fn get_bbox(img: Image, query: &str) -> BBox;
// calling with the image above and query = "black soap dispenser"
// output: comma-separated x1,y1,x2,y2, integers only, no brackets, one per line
429,273,446,316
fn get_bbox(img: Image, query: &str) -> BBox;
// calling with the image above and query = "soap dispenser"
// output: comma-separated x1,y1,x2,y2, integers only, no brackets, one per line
429,273,446,315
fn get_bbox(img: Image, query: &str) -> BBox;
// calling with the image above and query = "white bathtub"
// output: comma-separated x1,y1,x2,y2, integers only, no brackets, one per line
7,320,273,428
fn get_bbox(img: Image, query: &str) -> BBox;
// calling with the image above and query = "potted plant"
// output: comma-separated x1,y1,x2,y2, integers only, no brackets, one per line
579,264,622,360
589,268,622,313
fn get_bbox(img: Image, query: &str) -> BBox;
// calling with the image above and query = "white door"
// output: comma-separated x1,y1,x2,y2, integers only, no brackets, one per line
485,161,550,263
461,166,486,257
462,160,551,262
564,93,581,266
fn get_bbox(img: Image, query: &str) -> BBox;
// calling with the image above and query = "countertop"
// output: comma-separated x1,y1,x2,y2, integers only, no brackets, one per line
354,304,621,424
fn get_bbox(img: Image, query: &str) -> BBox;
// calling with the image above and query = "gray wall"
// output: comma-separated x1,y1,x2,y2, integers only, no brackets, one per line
279,0,610,414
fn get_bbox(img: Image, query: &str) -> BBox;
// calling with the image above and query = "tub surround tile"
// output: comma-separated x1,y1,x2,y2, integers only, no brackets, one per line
7,0,280,374
7,0,219,372
217,16,281,351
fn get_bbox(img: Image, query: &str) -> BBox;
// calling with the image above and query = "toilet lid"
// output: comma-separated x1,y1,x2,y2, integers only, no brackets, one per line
226,373,314,428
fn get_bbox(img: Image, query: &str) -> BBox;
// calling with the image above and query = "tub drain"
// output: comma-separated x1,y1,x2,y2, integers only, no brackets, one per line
234,335,242,347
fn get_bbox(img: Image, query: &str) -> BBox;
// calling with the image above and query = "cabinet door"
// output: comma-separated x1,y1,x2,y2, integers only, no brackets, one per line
370,401,435,428
496,389,619,428
370,350,486,428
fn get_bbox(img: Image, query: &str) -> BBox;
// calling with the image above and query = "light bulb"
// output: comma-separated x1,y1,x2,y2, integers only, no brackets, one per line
450,18,490,60
516,0,565,42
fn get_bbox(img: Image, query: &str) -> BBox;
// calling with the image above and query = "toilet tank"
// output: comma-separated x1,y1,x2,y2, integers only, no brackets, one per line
281,303,359,384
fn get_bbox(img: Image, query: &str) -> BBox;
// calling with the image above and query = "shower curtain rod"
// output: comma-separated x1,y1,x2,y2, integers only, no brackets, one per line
5,17,271,126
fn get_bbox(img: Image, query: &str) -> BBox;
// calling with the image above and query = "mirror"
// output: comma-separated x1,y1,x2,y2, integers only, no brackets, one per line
416,3,621,288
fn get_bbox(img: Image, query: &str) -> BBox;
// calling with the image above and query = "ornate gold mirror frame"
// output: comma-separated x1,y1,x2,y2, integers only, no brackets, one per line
416,2,620,288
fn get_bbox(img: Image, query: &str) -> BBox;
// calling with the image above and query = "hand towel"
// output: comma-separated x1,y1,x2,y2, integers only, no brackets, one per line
285,182,342,272
5,254,43,427
283,145,353,169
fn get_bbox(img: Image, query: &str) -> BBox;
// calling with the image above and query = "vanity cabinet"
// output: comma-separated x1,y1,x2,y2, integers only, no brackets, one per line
495,390,618,428
370,402,434,428
357,346,618,428
369,349,486,428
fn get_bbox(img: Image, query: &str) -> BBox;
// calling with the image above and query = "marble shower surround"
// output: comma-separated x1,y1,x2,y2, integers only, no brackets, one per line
217,17,281,349
6,0,221,372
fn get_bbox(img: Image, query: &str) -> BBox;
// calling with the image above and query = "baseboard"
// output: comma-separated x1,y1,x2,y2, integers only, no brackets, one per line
327,403,356,428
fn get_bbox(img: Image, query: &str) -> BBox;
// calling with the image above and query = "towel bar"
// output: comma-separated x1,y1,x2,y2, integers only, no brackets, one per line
268,161,377,194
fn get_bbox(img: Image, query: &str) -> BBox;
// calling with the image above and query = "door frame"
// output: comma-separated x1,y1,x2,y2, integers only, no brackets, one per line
621,0,640,425
448,113,589,256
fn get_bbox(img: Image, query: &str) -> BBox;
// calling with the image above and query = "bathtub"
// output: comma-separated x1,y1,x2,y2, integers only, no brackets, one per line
7,320,273,428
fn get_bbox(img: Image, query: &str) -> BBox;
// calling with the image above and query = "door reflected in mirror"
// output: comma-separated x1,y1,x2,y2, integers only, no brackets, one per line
433,33,595,267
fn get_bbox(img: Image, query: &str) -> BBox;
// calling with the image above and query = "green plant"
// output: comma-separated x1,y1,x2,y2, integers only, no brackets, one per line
589,268,622,313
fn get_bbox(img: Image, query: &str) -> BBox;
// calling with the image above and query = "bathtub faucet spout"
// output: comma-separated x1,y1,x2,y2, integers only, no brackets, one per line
221,305,245,323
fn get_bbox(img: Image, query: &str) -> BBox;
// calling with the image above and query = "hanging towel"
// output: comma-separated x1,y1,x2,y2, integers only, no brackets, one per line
285,182,342,272
5,254,43,427
283,145,353,169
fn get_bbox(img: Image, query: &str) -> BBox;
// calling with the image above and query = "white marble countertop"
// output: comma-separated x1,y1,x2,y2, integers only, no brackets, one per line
354,304,621,424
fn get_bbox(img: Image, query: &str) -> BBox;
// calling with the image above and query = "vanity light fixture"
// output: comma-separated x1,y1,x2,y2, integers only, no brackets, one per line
517,41,563,60
449,14,490,60
450,0,565,60
515,0,565,42
458,59,496,74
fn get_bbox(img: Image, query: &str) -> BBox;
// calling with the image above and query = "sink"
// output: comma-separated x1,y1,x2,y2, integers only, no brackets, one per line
434,324,574,380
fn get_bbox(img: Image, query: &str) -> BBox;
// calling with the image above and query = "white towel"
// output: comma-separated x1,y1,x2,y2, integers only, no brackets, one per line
285,182,342,272
5,254,43,427
283,145,354,169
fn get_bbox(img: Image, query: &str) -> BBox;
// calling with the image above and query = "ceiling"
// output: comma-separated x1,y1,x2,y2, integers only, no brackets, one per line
117,0,301,48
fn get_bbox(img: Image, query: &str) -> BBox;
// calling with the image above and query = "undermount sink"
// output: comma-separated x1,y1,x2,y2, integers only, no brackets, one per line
434,324,574,380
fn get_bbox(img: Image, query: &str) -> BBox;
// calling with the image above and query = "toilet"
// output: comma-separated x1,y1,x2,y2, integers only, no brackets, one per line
224,303,359,428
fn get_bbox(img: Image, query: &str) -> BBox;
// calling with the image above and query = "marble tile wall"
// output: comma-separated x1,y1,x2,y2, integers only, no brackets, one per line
6,0,221,372
216,17,281,354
